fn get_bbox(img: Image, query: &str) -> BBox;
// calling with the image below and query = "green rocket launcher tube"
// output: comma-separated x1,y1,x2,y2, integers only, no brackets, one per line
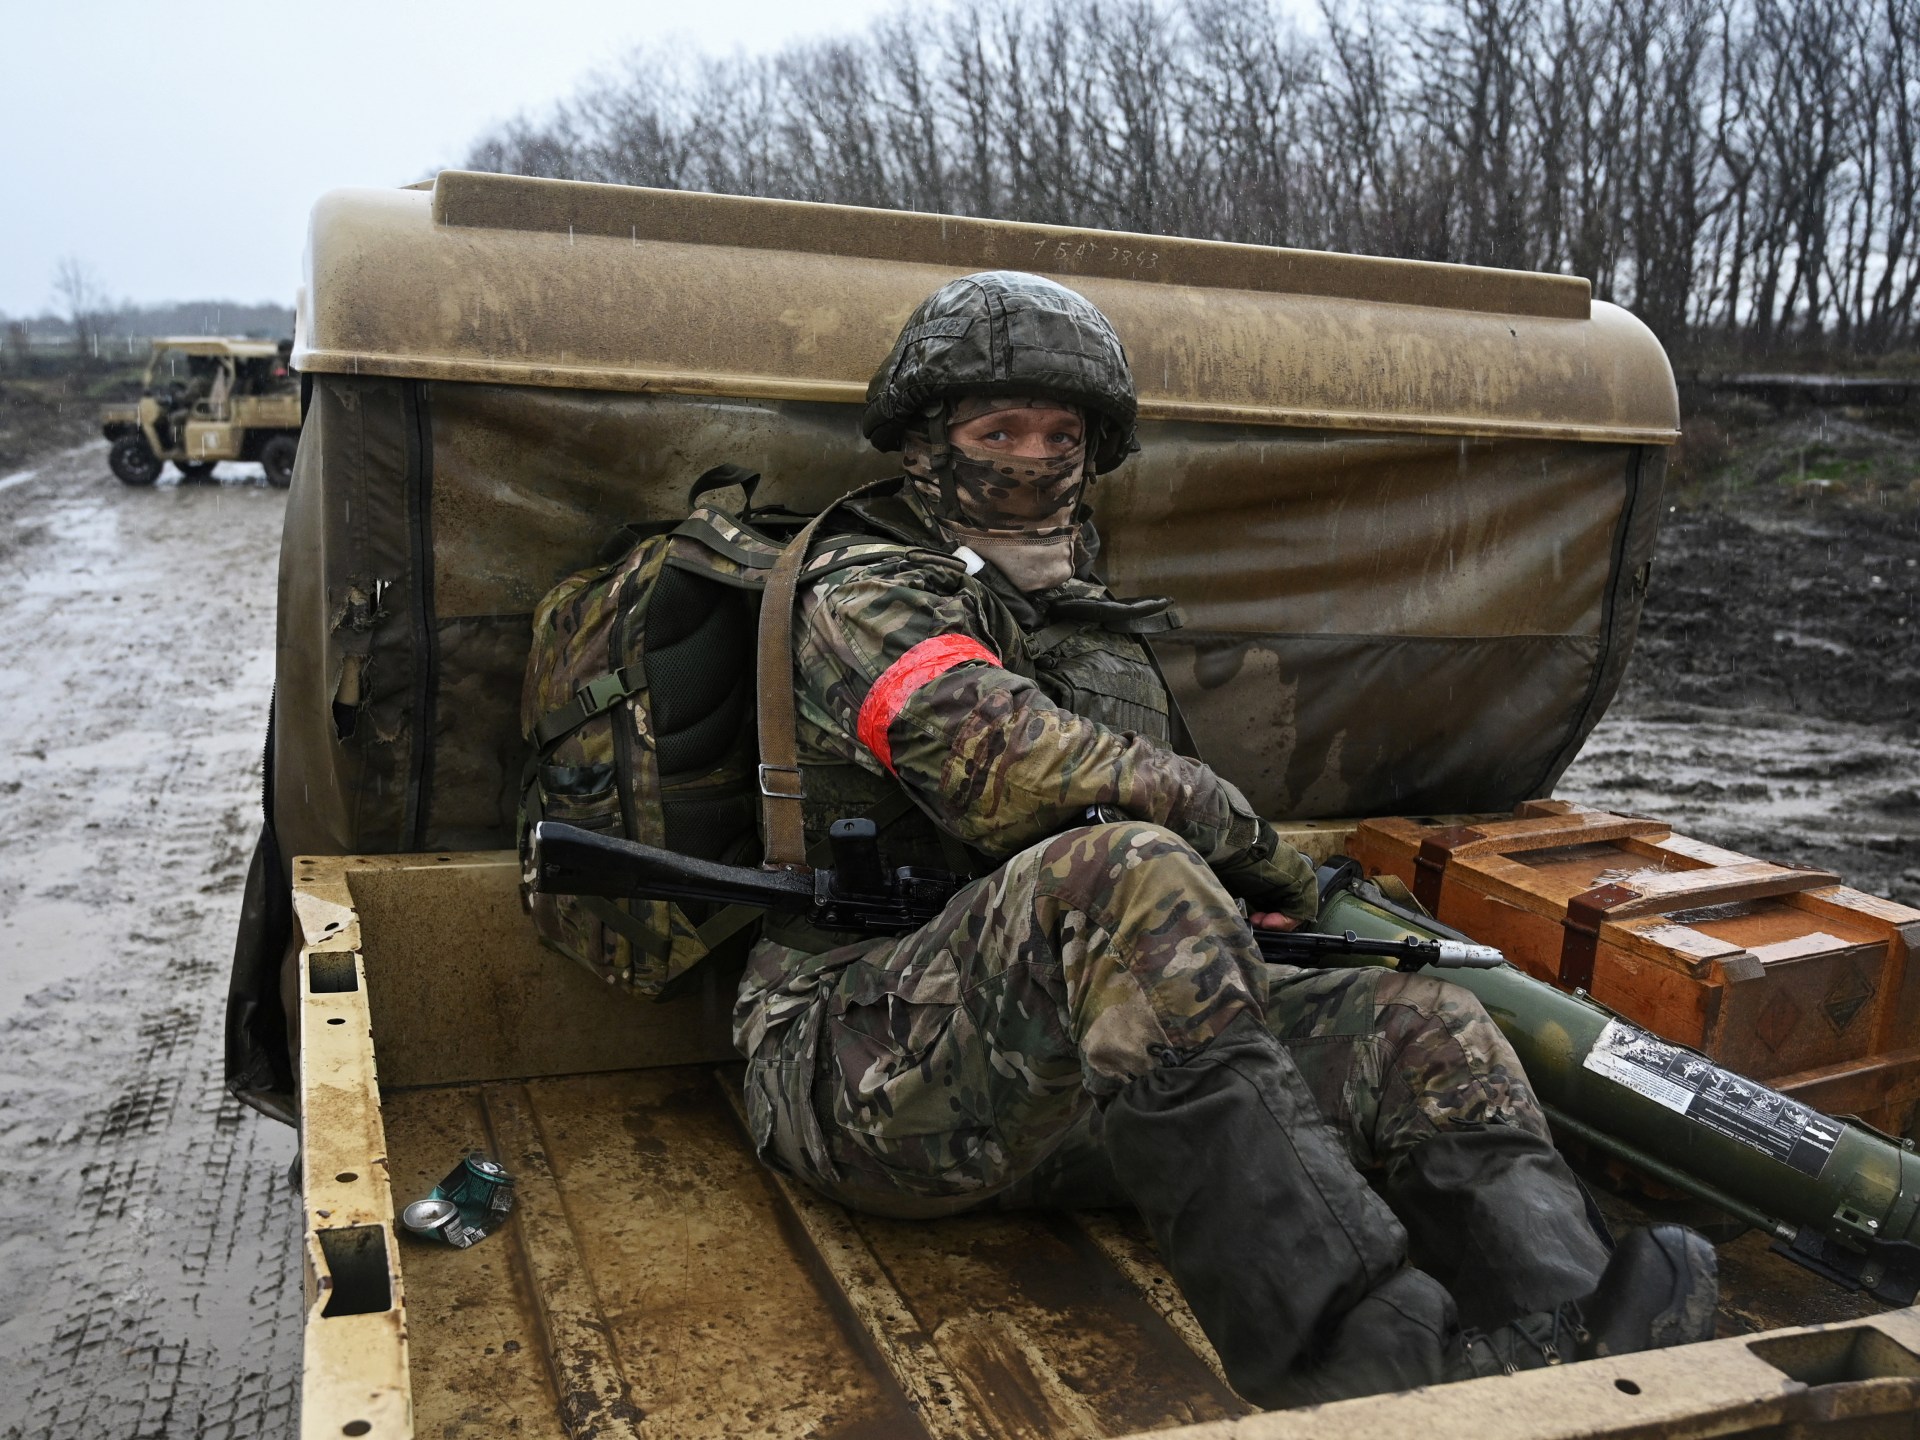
1316,868,1920,1305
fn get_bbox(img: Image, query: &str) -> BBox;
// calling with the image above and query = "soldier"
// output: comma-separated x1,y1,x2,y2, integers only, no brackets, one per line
734,270,1716,1407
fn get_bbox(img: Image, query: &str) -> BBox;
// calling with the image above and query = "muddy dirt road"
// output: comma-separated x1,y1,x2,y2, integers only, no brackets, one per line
1559,485,1920,908
0,433,1913,1439
0,444,297,1439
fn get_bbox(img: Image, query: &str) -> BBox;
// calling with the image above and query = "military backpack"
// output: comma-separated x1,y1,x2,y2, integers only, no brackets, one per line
518,466,787,992
518,471,939,994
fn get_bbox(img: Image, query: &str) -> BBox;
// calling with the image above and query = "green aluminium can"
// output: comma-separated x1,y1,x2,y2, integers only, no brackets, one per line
400,1154,516,1249
1317,874,1920,1304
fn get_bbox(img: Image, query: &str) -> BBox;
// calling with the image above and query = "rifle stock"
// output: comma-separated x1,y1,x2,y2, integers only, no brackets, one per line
529,822,816,910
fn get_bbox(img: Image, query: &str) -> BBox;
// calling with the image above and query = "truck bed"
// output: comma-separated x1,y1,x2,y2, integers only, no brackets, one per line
385,1069,1247,1437
294,854,1920,1440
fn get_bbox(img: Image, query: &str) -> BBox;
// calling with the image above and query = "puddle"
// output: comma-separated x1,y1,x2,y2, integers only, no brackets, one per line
0,900,127,1023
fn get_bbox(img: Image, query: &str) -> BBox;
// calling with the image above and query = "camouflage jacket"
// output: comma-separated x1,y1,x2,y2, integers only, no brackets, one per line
769,485,1270,926
792,548,1253,862
730,485,1331,1207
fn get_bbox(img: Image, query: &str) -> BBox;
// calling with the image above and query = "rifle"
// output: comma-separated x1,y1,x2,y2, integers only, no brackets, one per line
527,816,1505,970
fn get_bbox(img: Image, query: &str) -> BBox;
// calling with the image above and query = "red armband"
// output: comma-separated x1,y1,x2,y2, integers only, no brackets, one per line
855,635,1000,772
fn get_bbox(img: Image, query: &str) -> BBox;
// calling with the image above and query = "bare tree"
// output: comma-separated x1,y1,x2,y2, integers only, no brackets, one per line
458,0,1920,358
51,255,108,359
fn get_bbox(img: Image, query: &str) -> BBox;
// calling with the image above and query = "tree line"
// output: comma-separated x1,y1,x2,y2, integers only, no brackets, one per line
464,0,1920,361
2,258,294,368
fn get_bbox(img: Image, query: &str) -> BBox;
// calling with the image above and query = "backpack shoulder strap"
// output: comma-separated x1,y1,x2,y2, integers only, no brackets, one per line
755,480,986,870
755,503,839,871
670,506,788,575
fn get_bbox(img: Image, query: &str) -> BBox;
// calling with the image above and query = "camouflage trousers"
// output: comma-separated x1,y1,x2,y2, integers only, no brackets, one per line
733,821,1549,1221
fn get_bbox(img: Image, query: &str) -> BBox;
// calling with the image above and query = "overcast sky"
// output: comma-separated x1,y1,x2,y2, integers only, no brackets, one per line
0,0,907,318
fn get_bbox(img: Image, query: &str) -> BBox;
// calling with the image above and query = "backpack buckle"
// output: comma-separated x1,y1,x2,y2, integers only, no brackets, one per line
575,670,636,716
757,764,804,800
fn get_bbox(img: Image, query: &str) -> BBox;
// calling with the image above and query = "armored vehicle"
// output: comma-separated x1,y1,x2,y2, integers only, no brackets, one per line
227,171,1920,1440
101,336,299,486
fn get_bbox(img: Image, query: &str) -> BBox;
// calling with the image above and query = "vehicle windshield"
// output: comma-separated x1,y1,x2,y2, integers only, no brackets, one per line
147,350,225,395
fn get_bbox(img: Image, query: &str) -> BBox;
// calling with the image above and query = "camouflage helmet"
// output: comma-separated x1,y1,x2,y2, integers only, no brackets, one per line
862,271,1139,473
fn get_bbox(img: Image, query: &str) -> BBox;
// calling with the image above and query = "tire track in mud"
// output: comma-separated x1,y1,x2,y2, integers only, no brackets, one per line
1560,704,1920,908
0,448,298,1440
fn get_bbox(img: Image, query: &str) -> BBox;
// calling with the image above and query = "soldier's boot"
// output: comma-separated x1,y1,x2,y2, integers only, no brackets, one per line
1451,1224,1719,1377
1387,1126,1613,1330
1102,1010,1460,1409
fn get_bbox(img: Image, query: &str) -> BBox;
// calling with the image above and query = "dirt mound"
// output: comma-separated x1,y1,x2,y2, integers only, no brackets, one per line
0,366,140,475
1622,497,1919,723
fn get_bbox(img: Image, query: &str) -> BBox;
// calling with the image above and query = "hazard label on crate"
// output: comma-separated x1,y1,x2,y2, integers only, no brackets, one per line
1584,1020,1843,1177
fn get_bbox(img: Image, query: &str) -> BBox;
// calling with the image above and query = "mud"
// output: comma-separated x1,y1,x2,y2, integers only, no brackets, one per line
0,444,298,1439
0,423,1914,1439
0,369,140,476
1560,444,1920,907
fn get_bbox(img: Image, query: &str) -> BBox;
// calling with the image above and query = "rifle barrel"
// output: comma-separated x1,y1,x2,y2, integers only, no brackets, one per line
1252,928,1505,970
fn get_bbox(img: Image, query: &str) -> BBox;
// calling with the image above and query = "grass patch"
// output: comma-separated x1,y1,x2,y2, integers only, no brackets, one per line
1669,399,1920,511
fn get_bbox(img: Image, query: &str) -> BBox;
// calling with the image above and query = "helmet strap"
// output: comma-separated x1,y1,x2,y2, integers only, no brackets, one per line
923,400,959,521
1075,415,1103,525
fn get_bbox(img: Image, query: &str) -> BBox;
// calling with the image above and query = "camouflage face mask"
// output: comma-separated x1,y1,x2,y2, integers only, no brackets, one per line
902,397,1090,592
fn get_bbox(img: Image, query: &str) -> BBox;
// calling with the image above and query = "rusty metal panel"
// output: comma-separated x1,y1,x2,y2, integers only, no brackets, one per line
385,1071,925,1439
849,1208,1249,1436
384,1069,925,1439
376,1086,555,1434
393,1061,1254,1440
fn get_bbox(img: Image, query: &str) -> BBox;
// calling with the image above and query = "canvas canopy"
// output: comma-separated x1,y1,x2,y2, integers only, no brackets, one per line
227,169,1675,1117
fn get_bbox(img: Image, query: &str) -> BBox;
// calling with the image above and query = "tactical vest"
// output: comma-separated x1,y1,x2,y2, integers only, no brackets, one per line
791,485,1189,891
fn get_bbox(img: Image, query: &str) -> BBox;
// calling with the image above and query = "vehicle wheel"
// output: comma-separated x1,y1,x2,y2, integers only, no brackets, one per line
177,460,218,482
109,434,163,486
260,434,297,489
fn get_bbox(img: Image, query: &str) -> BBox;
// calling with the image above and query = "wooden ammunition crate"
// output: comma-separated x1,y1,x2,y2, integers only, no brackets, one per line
1348,801,1920,1137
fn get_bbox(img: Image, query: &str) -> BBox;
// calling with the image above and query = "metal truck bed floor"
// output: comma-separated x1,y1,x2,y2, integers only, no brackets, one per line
382,1071,1897,1440
382,1067,1248,1439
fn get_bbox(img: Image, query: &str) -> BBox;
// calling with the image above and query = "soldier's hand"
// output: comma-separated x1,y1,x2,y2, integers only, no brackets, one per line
1214,820,1319,924
1248,910,1302,932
